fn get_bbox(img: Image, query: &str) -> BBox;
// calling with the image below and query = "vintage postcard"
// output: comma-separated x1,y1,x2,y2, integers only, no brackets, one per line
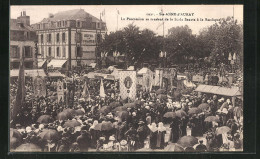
9,5,243,152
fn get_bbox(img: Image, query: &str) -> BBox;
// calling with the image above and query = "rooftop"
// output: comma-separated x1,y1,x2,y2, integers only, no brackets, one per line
10,19,35,31
40,9,101,23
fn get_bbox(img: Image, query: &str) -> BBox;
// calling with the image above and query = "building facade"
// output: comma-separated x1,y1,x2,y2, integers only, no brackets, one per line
10,11,37,70
31,9,107,70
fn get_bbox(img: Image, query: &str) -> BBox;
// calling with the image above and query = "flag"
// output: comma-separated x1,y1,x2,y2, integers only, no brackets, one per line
228,53,232,60
100,78,106,98
156,22,164,30
13,46,25,119
82,80,90,99
233,53,236,60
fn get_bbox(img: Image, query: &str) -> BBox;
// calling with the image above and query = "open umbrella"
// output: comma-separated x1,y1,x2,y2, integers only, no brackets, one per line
15,143,42,152
124,103,136,108
135,100,145,106
10,128,22,140
10,137,21,149
64,120,82,128
94,121,113,131
157,94,167,100
113,106,127,112
109,102,122,108
204,116,220,122
216,126,231,135
116,111,129,120
37,115,54,124
163,112,176,118
156,89,166,94
63,108,77,116
39,129,60,142
98,106,112,114
174,144,185,152
198,103,210,111
175,110,188,118
188,108,202,115
57,111,71,120
75,109,85,116
177,136,198,148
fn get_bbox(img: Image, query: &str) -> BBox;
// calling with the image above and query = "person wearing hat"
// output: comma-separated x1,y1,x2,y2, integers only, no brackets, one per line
119,140,128,151
195,139,207,152
156,122,166,149
136,121,148,149
76,130,91,152
148,123,158,149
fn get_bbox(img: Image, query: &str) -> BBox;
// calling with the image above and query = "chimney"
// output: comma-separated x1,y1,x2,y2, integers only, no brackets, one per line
18,10,30,26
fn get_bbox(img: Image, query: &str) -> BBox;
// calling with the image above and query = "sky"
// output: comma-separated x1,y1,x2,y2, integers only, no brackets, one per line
10,5,243,35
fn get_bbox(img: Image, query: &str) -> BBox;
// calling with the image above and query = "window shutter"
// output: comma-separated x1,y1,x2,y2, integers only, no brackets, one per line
80,47,83,57
31,47,33,57
75,46,77,57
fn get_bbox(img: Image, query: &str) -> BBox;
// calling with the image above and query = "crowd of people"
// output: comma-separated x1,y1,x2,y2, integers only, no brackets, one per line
10,66,243,152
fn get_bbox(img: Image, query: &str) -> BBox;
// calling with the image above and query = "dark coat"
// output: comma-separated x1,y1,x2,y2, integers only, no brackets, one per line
76,132,91,151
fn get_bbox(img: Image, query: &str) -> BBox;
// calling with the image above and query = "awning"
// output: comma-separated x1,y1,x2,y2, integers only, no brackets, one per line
10,69,47,77
47,60,67,68
195,84,241,97
38,60,47,68
48,71,65,77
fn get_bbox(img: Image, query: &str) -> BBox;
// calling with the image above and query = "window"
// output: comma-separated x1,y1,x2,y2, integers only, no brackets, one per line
97,22,100,29
24,46,32,58
77,21,81,27
62,47,66,57
76,46,82,57
56,47,60,57
41,34,43,43
65,21,67,26
56,33,60,42
48,47,52,56
41,46,44,57
10,46,19,58
62,21,65,27
47,34,52,43
62,33,66,42
75,33,81,43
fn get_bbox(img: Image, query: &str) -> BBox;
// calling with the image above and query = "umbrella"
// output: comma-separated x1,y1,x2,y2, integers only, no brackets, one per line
204,116,220,122
63,108,77,116
116,111,129,120
10,128,22,140
173,91,182,99
64,120,82,128
157,94,167,100
124,103,136,108
39,129,60,142
174,144,185,152
135,100,144,106
57,111,71,120
188,108,202,115
177,136,198,148
75,109,85,116
175,110,188,118
113,106,127,112
98,106,112,114
216,126,231,135
109,102,122,108
156,89,166,94
163,112,176,118
198,103,210,111
94,121,113,131
15,143,42,152
10,137,21,149
37,115,54,124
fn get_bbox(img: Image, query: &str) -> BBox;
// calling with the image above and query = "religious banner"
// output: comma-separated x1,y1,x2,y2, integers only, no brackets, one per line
119,70,136,100
33,76,46,97
57,81,64,102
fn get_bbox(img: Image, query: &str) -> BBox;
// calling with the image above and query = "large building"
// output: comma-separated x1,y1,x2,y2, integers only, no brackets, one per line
31,9,107,70
10,11,37,69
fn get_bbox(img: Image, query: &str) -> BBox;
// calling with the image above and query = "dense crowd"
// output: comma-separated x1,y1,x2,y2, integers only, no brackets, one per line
10,66,243,152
